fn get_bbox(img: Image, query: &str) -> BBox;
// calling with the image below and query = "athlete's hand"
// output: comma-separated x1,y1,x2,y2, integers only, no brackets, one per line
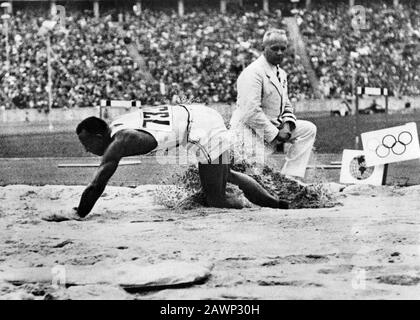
42,207,83,222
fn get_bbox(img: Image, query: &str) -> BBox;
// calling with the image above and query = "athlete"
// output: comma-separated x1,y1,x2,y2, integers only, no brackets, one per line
44,104,289,221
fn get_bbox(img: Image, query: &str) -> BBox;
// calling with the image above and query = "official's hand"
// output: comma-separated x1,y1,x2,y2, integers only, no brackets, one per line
275,122,293,143
42,207,83,222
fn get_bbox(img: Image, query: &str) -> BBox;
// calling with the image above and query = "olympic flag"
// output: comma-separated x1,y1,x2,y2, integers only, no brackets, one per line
361,122,420,166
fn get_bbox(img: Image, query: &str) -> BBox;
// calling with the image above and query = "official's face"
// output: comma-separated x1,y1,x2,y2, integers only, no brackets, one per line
78,129,107,156
263,36,288,66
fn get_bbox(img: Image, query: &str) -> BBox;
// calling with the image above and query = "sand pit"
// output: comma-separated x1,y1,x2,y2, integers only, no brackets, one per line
0,184,419,300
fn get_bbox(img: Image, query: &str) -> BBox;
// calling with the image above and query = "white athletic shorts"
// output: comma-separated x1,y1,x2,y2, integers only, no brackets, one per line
185,105,232,164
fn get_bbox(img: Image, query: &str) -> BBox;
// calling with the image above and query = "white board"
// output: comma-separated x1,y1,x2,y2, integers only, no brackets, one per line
361,122,420,166
339,149,384,185
100,100,141,108
356,87,388,96
58,160,142,168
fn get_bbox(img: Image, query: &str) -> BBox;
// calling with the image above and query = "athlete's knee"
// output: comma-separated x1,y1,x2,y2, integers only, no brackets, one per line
205,195,229,208
206,196,225,208
278,199,289,209
205,192,244,209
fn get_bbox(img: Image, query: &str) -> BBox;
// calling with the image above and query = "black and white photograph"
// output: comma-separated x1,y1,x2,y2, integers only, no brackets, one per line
0,0,419,302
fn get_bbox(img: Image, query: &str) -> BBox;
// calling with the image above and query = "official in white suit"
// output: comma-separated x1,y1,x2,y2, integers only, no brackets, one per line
230,29,316,179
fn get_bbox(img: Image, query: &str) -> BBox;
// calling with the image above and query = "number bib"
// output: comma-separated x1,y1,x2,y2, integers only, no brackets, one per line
110,105,186,153
141,106,173,132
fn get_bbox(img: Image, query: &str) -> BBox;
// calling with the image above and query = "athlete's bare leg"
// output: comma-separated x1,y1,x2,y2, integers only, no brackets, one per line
228,170,289,209
198,151,289,209
198,155,245,209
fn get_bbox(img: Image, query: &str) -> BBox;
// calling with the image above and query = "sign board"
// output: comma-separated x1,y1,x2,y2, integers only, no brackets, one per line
361,122,420,166
339,149,384,185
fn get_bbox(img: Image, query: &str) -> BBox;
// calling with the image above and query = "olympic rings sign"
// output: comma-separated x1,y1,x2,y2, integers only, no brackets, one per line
361,122,420,166
376,131,413,158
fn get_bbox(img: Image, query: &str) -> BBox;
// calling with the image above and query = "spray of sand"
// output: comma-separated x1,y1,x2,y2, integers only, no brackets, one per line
154,125,340,211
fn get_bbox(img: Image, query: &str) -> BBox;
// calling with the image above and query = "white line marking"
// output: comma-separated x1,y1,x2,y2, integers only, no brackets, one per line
58,160,142,168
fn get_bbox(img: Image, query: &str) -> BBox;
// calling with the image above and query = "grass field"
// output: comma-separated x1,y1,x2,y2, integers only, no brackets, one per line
1,111,420,157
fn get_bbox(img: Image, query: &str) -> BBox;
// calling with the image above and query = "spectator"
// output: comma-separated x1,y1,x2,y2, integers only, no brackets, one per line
298,2,419,98
0,2,418,109
0,7,313,109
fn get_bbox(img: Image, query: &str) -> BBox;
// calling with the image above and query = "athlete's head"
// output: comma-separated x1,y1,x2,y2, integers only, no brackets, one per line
76,117,111,156
262,29,288,66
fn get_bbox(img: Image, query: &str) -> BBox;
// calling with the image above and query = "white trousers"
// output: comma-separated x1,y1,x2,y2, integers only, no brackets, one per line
280,120,317,178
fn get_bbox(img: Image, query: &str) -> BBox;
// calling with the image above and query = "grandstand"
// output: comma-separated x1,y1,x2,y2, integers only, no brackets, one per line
0,0,418,111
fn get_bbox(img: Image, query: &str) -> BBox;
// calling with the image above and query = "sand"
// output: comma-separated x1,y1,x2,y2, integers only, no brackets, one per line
0,184,419,300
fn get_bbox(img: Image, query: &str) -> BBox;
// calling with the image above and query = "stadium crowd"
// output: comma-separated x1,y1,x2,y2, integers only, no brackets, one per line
0,6,312,110
0,1,418,110
298,1,420,98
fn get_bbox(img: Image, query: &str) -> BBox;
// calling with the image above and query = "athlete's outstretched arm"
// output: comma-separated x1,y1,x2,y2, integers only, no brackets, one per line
76,159,119,217
42,130,157,222
42,141,123,222
76,130,158,218
76,143,122,217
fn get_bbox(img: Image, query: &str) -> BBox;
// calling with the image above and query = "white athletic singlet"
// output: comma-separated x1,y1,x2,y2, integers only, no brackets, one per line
110,105,189,152
109,104,232,163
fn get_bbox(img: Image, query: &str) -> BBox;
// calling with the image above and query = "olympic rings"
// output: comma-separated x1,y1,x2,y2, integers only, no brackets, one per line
382,135,396,148
392,142,406,155
375,131,413,158
398,131,413,145
376,144,390,158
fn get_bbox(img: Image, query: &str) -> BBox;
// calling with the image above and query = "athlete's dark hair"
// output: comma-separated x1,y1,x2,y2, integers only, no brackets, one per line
76,117,109,135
